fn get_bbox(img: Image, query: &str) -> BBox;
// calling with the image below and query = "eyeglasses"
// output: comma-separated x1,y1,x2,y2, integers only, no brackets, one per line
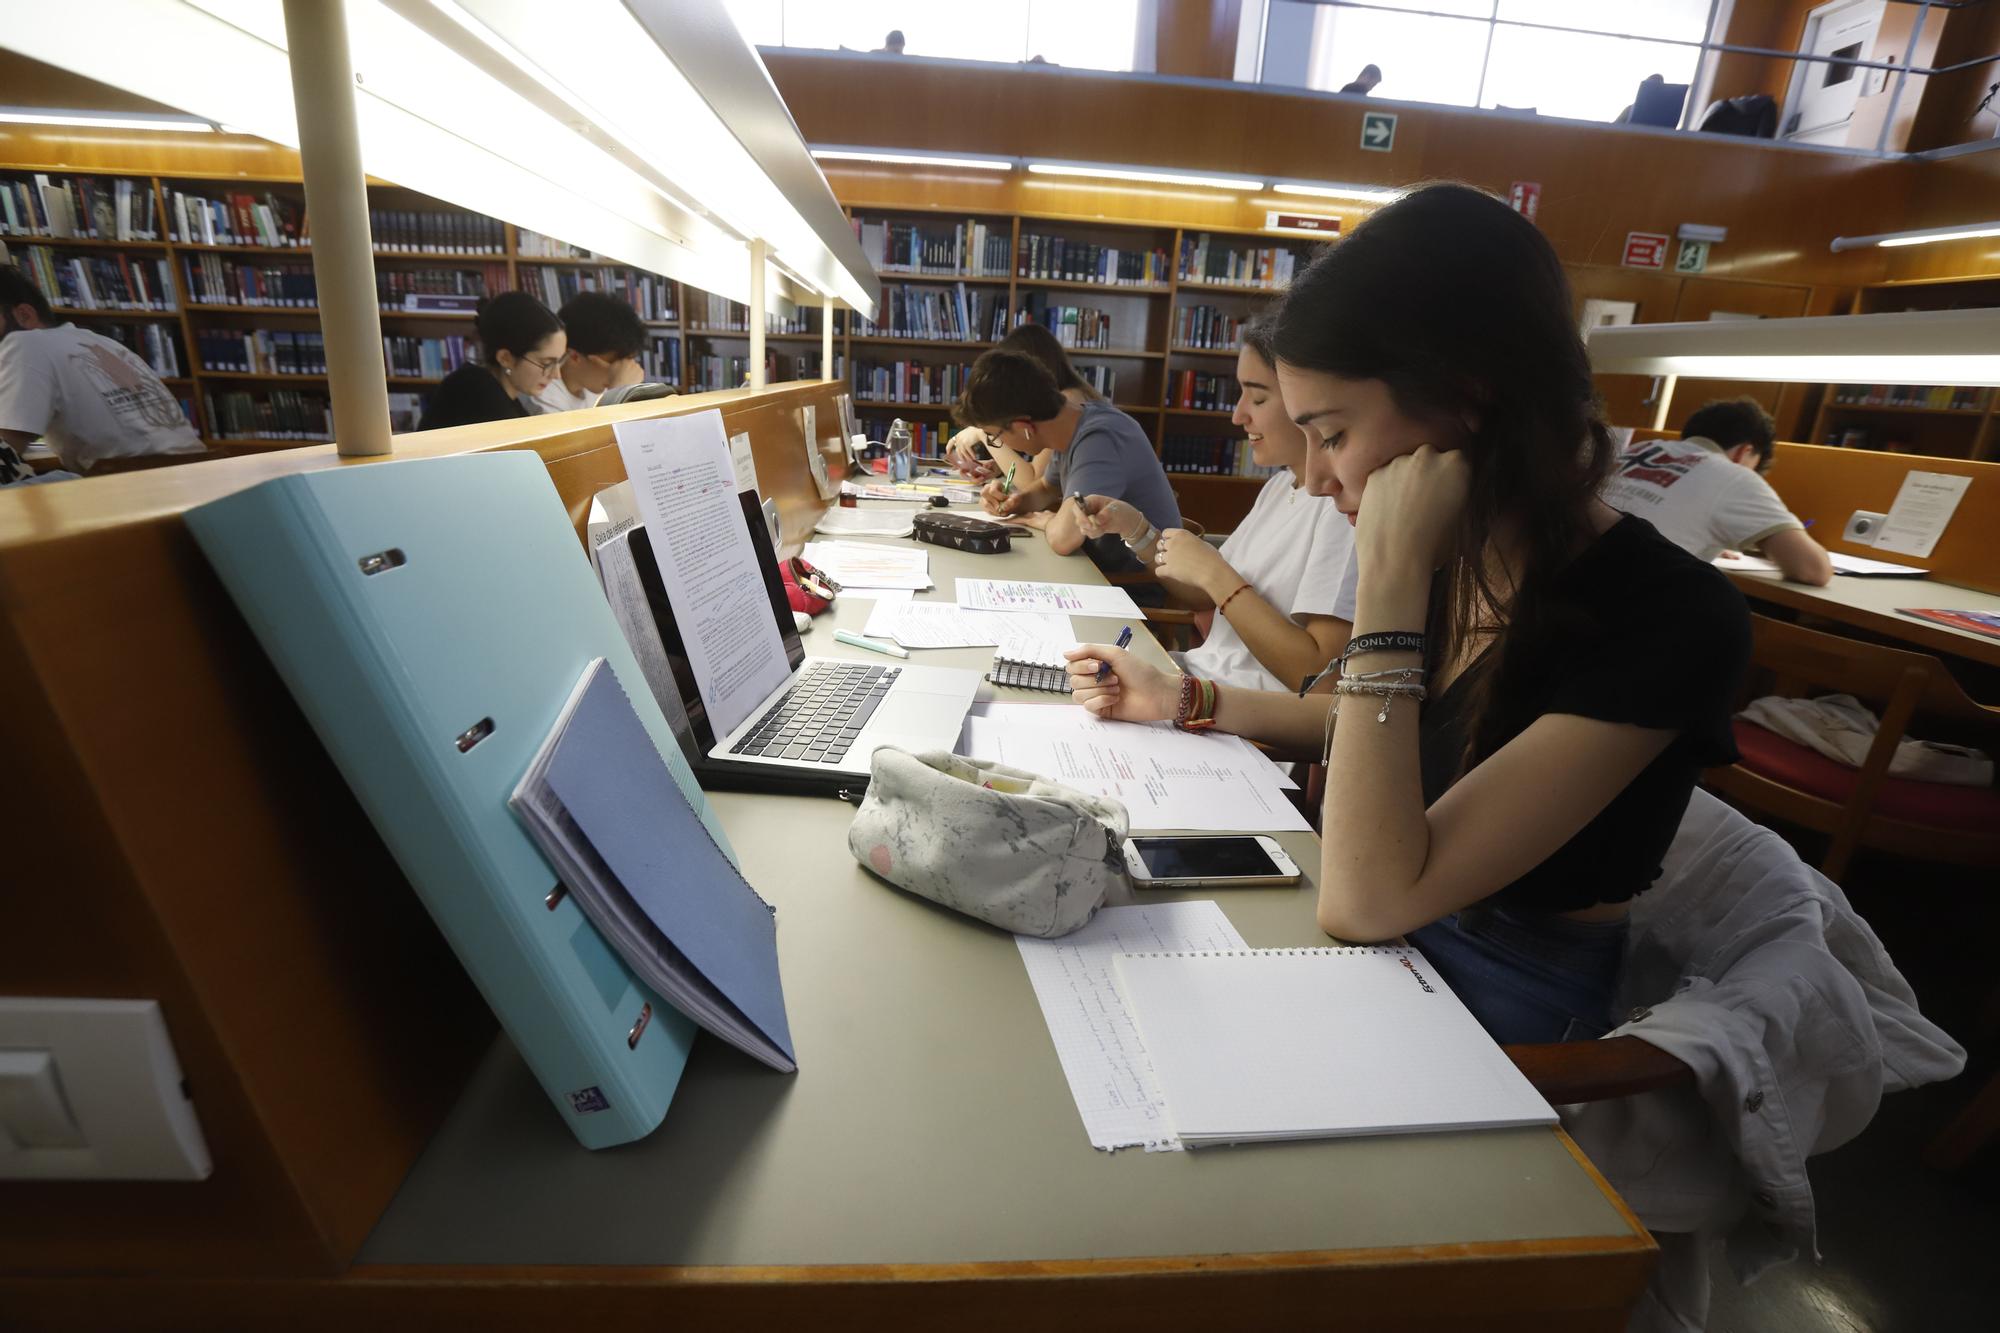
516,352,562,374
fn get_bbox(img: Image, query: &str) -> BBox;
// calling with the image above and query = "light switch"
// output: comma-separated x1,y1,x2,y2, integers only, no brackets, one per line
0,999,210,1181
0,1049,87,1148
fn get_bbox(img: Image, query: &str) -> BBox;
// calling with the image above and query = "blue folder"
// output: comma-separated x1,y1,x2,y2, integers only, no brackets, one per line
186,452,717,1148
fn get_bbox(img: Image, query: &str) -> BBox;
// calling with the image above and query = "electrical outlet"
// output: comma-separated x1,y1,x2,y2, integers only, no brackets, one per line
1845,509,1888,544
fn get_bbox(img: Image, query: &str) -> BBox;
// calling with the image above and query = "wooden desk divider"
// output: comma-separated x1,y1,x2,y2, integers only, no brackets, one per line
0,381,853,1277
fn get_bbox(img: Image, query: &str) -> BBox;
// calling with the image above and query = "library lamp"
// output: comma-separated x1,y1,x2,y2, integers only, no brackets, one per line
1586,309,2000,387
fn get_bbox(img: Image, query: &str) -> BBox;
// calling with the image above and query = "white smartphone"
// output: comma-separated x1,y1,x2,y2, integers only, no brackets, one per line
1122,835,1301,888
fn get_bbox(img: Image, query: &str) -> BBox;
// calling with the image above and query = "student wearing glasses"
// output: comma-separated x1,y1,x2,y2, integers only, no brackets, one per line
418,291,565,431
1067,184,1750,1045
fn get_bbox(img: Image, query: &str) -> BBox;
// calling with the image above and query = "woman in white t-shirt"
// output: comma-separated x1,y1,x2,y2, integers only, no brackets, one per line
1079,313,1354,692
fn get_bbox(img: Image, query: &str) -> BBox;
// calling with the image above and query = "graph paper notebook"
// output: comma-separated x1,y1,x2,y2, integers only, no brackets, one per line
1114,947,1555,1146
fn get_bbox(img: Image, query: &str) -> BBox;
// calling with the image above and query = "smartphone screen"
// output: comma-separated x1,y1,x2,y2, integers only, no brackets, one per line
1131,836,1283,881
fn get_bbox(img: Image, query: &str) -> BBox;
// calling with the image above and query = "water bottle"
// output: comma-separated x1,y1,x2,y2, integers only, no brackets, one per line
886,418,914,482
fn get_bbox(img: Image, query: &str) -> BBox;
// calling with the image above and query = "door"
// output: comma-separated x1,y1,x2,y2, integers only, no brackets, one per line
1782,0,1887,145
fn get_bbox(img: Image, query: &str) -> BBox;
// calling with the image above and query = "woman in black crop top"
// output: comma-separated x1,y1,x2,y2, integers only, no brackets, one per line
1066,184,1750,1043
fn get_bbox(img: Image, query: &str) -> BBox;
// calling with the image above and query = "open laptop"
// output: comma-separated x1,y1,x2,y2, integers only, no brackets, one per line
620,489,979,797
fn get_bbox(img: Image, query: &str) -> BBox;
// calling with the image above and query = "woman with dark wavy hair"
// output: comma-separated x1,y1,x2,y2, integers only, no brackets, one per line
1066,183,1749,1043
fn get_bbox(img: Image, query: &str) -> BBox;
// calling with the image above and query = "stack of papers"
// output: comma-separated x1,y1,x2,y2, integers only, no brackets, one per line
958,702,1309,832
1014,901,1248,1152
861,600,1077,661
509,659,797,1073
801,540,933,590
813,508,916,538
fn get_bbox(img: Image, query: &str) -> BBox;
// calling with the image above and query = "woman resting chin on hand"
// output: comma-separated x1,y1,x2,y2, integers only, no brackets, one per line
1066,182,1749,1047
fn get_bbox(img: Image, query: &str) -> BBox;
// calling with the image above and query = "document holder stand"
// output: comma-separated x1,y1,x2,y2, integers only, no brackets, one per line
187,453,711,1148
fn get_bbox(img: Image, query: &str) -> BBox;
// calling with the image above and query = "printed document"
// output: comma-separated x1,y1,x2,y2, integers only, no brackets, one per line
957,578,1144,618
801,540,933,589
1015,901,1247,1152
1873,470,1971,558
862,600,1077,659
959,703,1310,831
615,411,793,741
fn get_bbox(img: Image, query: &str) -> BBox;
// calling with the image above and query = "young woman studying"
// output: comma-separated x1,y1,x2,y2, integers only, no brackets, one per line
958,348,1180,583
418,291,566,431
1076,312,1354,692
1065,184,1750,1044
944,321,1102,484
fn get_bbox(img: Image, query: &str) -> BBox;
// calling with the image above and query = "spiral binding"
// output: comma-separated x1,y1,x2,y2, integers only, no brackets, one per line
985,657,1068,693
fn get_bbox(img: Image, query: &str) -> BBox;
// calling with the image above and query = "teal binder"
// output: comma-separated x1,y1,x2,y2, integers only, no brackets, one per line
187,453,716,1148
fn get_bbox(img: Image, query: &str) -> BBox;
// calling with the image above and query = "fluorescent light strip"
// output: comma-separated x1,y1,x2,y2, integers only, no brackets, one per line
1631,355,2000,383
813,148,1012,172
1829,221,2000,251
0,107,216,133
1026,161,1262,192
1270,181,1398,204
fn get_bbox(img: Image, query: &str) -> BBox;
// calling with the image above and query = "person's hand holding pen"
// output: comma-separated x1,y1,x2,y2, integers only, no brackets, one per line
1065,631,1178,720
1073,495,1154,548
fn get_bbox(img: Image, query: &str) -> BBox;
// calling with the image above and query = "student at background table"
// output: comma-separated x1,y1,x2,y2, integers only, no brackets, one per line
1067,183,1750,1044
1601,396,1834,586
1078,311,1354,692
418,292,565,431
944,322,1102,483
0,263,201,479
534,291,646,413
962,349,1181,584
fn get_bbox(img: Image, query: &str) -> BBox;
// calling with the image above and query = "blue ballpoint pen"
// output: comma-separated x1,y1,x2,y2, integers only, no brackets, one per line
1098,625,1134,679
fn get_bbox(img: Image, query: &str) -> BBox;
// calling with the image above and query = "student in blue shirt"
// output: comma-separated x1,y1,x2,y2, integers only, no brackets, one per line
959,348,1180,579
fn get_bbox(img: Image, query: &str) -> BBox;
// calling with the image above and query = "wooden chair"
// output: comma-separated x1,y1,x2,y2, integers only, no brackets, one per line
1506,1038,1692,1103
1705,614,2000,883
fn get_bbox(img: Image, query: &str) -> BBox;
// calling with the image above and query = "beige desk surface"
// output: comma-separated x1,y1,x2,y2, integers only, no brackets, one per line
355,506,1645,1282
1727,569,2000,671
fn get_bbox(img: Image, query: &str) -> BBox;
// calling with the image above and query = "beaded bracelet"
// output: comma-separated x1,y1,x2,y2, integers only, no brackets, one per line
1216,581,1254,617
1333,678,1427,724
1176,675,1219,731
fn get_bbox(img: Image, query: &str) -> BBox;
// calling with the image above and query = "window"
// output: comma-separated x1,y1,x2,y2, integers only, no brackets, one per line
721,0,1141,72
1262,0,1716,125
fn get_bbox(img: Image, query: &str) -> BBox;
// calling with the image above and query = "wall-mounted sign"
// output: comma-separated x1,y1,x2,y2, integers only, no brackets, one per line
1508,181,1541,223
1622,231,1670,270
1360,111,1397,152
1676,239,1711,273
1265,211,1342,237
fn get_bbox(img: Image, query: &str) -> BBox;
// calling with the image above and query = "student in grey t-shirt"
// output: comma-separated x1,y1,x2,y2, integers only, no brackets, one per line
960,349,1179,578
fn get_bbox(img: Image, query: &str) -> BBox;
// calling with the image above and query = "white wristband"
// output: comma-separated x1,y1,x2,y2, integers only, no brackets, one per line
1123,522,1158,551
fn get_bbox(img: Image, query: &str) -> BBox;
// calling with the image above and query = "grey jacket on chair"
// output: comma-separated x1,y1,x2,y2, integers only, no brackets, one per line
1563,789,1966,1331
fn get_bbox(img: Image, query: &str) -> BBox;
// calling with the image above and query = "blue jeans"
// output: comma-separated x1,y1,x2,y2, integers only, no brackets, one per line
1407,905,1629,1045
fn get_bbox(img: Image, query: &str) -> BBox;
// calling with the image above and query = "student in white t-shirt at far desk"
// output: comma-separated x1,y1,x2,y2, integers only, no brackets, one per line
1601,396,1834,586
0,263,201,487
1075,311,1356,692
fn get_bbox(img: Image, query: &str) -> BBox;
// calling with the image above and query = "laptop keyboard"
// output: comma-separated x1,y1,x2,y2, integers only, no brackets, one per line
725,661,901,763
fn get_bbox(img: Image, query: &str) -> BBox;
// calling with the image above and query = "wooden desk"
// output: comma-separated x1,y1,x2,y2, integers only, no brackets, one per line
1724,570,2000,672
1,426,1651,1328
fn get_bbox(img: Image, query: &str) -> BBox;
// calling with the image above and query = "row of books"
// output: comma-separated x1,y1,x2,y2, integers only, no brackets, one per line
1828,384,1986,411
690,353,750,393
198,329,327,376
377,265,509,311
204,389,333,441
852,283,1007,342
183,256,317,308
1075,365,1119,399
17,247,174,311
1016,300,1114,349
639,334,682,383
684,293,817,335
852,358,973,406
1017,233,1170,287
1174,305,1248,350
386,391,428,434
167,188,307,248
856,217,1011,277
99,322,186,379
517,265,678,322
515,229,594,259
1169,369,1236,412
1178,234,1304,288
383,335,475,380
371,209,504,255
1161,434,1286,478
1,174,159,241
